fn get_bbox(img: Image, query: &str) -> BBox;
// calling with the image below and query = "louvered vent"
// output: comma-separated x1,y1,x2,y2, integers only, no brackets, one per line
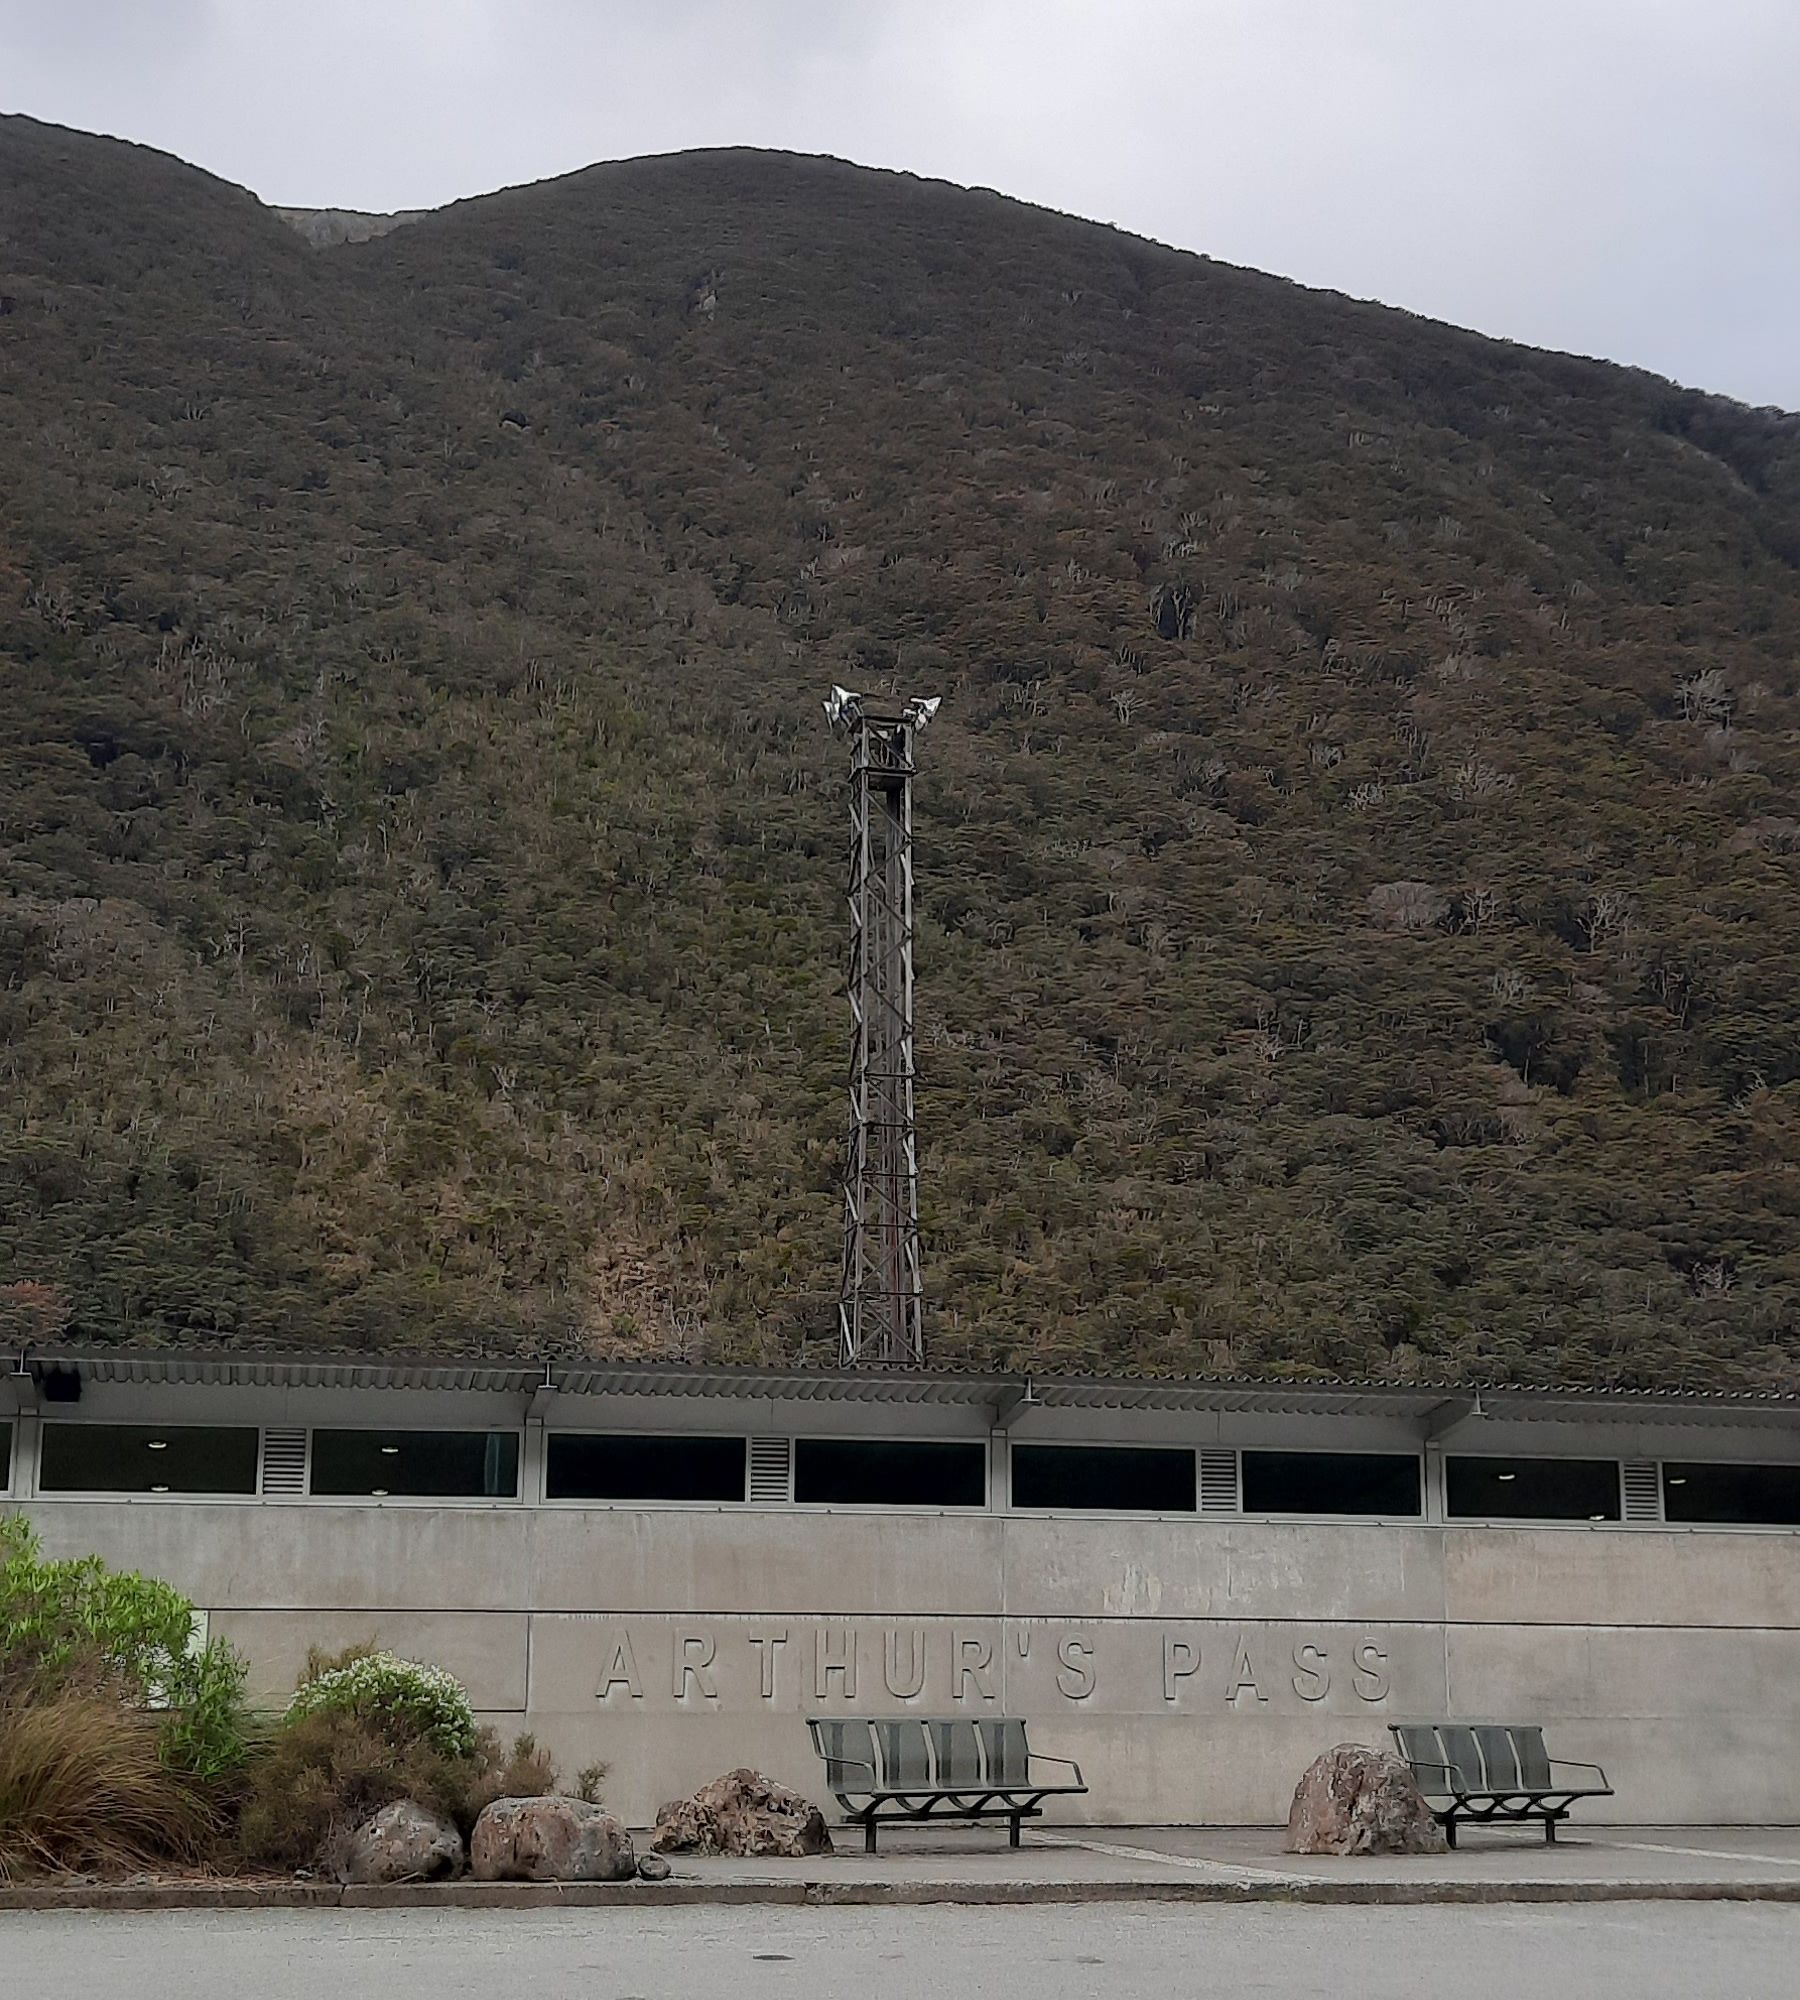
1198,1448,1240,1514
1621,1460,1662,1524
748,1436,792,1504
260,1428,308,1497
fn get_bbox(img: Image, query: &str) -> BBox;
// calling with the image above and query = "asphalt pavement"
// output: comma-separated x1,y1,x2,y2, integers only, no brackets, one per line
7,1901,1799,2000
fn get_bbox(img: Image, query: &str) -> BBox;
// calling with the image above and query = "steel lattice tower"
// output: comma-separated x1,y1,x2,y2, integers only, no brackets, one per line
824,686,941,1367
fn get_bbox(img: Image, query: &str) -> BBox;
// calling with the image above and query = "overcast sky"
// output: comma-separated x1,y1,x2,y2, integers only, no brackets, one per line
4,0,1796,408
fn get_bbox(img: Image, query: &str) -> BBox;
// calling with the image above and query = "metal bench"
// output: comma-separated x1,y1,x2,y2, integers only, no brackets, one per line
1390,1723,1613,1846
807,1716,1086,1854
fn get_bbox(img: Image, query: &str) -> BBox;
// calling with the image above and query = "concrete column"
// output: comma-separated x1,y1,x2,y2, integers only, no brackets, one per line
14,1409,40,1499
521,1419,548,1506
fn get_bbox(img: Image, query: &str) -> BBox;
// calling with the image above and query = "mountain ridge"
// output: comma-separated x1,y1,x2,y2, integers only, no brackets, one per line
4,115,1800,1387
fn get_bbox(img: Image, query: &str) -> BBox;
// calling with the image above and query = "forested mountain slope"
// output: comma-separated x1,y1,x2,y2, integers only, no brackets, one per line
5,115,1800,1385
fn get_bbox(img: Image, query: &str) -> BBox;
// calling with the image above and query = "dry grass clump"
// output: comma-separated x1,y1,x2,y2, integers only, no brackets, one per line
236,1693,562,1871
0,1693,217,1880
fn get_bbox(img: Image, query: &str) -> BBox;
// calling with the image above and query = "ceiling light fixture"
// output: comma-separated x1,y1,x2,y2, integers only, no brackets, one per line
146,1440,168,1451
150,1484,169,1494
1496,1472,1516,1482
370,1488,388,1498
380,1445,400,1456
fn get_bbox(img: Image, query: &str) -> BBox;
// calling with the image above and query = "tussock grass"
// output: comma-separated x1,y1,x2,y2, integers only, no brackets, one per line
0,1695,217,1880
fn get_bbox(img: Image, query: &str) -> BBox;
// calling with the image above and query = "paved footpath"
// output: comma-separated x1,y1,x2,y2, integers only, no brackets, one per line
679,1821,1800,1896
9,1824,1800,1913
7,1901,1800,2000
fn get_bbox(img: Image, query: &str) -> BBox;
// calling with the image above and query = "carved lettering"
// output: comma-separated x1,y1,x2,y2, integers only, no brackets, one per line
814,1625,857,1700
673,1631,717,1700
1225,1638,1268,1706
1291,1642,1330,1702
596,1632,643,1702
883,1626,927,1699
579,1617,1398,1718
1162,1635,1200,1704
1352,1637,1389,1702
1056,1636,1096,1701
747,1629,788,1701
953,1631,995,1701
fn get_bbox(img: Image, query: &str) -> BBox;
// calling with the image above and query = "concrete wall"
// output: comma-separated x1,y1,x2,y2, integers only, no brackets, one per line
18,1497,1800,1825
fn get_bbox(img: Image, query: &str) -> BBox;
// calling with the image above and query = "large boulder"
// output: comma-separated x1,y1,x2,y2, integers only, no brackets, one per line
336,1800,465,1883
470,1795,636,1882
1285,1744,1448,1856
651,1767,833,1857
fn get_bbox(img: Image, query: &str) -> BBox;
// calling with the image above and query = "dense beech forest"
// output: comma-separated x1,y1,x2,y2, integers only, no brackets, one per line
4,116,1800,1386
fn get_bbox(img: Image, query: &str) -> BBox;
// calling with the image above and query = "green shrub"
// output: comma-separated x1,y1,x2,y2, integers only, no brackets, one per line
158,1638,255,1783
0,1691,217,1880
0,1516,250,1779
284,1647,477,1759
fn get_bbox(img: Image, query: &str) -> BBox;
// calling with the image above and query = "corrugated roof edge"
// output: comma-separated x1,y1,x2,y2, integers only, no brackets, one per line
6,1346,1797,1425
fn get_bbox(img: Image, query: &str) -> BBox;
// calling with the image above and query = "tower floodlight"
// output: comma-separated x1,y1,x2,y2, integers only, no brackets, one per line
826,686,940,1368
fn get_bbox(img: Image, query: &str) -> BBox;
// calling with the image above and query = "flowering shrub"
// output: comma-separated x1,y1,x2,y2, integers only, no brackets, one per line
285,1650,476,1760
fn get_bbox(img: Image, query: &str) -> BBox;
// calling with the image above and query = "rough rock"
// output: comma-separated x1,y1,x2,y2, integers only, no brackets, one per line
1285,1743,1448,1856
651,1767,833,1857
336,1800,465,1883
636,1853,673,1881
470,1796,637,1882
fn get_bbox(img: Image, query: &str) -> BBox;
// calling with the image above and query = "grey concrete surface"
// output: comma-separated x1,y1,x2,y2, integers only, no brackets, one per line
648,1820,1800,1893
7,1824,1800,1917
7,1901,1800,1999
23,1490,1800,1825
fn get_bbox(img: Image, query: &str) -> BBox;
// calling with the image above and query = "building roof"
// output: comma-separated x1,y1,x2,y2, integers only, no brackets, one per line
10,1347,1799,1430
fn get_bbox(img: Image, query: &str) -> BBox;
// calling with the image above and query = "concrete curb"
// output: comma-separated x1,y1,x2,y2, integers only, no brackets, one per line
5,1876,1800,1912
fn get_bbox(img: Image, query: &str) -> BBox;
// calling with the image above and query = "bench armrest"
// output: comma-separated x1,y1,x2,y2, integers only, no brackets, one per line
816,1753,878,1787
1027,1752,1085,1788
1546,1758,1610,1789
1396,1755,1467,1788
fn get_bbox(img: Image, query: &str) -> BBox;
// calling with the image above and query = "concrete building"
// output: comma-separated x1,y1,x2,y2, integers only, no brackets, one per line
5,1349,1799,1826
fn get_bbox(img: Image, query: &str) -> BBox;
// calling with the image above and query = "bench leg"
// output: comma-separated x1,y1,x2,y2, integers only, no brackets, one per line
1443,1818,1457,1851
1545,1818,1557,1845
865,1819,878,1857
1009,1815,1021,1850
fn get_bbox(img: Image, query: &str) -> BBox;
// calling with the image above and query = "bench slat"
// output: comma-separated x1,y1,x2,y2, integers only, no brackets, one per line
875,1719,931,1790
930,1719,983,1788
812,1717,876,1790
1473,1725,1521,1792
1438,1724,1482,1793
982,1717,1029,1788
1512,1726,1552,1791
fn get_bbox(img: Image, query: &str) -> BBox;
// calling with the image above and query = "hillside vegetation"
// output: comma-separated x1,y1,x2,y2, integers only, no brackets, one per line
4,115,1800,1386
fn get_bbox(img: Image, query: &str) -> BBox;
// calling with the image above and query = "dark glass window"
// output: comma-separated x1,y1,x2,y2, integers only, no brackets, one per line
1241,1450,1421,1517
39,1423,259,1495
309,1429,519,1498
1663,1462,1800,1526
793,1438,986,1507
1012,1444,1196,1513
548,1432,746,1502
1446,1456,1620,1521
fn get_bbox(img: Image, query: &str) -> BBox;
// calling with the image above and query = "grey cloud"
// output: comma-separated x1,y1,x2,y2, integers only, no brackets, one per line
1,0,1794,406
